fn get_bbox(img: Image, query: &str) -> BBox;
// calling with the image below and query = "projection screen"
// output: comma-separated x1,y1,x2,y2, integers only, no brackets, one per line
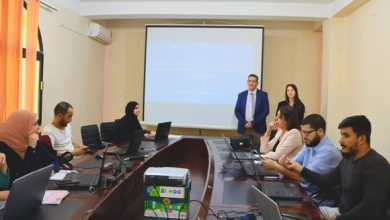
143,25,264,129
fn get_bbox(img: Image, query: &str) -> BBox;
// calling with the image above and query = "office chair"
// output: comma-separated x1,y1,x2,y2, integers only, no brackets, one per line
81,124,105,149
100,122,119,144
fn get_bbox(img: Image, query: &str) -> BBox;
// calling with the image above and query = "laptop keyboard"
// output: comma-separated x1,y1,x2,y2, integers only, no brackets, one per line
242,163,279,176
260,182,303,200
64,173,100,185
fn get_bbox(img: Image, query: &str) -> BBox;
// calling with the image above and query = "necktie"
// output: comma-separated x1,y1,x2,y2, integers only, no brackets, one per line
250,93,255,118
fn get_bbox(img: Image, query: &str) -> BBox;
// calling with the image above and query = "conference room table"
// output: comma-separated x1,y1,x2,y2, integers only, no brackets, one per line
31,136,321,220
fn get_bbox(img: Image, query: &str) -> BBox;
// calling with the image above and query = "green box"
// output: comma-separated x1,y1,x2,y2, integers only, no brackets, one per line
144,184,191,219
144,197,188,219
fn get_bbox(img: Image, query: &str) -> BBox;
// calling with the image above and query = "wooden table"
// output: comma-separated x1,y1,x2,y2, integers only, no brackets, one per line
35,137,321,220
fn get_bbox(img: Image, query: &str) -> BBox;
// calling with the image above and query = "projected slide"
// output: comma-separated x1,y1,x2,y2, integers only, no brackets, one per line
143,25,264,129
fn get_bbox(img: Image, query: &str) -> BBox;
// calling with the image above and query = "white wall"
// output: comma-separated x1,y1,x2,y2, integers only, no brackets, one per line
323,0,390,160
39,0,105,143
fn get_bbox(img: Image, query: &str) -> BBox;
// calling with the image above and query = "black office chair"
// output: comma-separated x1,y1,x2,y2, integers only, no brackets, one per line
100,122,119,144
80,124,105,149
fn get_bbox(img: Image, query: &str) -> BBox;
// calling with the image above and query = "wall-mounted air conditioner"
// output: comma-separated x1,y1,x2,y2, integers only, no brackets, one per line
88,23,112,44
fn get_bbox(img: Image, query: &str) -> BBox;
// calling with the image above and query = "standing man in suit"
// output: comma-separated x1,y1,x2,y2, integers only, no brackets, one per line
234,74,269,145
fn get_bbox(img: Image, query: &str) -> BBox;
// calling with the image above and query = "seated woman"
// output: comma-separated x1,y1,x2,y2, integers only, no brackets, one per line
117,101,153,142
260,105,303,160
0,110,60,186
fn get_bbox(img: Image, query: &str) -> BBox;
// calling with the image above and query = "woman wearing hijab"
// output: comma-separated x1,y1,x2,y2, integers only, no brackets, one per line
117,101,144,142
0,110,60,188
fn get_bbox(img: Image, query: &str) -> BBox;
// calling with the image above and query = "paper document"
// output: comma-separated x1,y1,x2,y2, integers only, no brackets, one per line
50,170,76,181
168,135,183,139
42,190,69,205
254,160,262,165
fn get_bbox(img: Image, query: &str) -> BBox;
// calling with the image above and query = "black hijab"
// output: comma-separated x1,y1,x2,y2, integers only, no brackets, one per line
117,101,143,141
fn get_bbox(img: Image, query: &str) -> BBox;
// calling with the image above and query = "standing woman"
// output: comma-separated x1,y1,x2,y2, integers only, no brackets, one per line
0,110,60,186
276,84,305,124
260,105,303,160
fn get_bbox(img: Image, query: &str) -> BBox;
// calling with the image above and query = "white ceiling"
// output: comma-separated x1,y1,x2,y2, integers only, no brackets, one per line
56,0,355,21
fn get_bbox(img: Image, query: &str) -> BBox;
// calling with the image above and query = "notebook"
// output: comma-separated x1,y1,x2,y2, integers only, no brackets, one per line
251,185,305,220
60,147,107,189
0,164,53,220
144,122,172,142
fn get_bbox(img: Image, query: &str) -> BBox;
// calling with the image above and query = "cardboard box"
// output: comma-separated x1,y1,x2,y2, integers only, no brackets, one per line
144,184,191,219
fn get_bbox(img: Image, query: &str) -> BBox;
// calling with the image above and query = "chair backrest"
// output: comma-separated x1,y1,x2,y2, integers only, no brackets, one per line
81,124,102,146
100,122,119,144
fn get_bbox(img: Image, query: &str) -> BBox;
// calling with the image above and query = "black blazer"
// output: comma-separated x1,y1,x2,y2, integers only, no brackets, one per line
276,100,305,124
0,141,59,188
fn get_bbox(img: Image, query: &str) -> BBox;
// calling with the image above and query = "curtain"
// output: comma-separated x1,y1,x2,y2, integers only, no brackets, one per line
0,0,40,121
0,0,23,121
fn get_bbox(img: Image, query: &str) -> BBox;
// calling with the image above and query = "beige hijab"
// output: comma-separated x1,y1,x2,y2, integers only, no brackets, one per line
0,110,37,158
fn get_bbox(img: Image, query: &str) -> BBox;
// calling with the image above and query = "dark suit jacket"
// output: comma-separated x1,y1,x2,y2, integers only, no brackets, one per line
234,89,269,134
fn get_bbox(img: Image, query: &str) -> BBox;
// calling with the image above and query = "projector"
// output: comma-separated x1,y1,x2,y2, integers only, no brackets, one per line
144,167,191,186
230,137,251,149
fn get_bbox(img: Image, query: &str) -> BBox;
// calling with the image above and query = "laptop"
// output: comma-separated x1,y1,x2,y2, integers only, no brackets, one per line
256,181,303,201
251,185,305,220
60,147,107,189
144,122,172,142
107,130,150,158
222,136,278,177
0,164,53,220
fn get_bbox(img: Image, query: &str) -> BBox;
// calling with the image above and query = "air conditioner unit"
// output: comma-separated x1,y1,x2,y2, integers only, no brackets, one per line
88,23,112,44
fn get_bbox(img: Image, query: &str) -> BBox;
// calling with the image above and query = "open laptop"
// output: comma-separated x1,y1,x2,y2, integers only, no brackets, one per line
144,122,172,142
256,181,303,201
222,136,278,177
0,164,53,220
107,130,150,158
60,147,107,189
222,135,257,160
251,185,306,220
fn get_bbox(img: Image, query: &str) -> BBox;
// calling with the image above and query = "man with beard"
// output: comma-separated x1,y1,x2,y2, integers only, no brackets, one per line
262,114,342,206
42,102,87,156
283,115,390,220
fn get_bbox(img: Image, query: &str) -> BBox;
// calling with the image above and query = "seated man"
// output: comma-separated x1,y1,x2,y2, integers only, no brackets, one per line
42,102,87,157
282,115,390,220
262,114,342,206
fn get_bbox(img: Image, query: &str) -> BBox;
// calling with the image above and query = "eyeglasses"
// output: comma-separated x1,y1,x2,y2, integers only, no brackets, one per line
301,129,318,136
